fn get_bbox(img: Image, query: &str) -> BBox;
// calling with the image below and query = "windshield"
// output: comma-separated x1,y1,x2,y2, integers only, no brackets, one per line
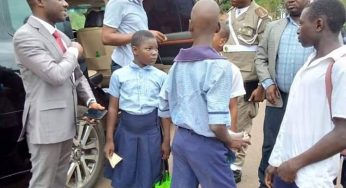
145,0,194,33
0,0,31,69
0,0,31,40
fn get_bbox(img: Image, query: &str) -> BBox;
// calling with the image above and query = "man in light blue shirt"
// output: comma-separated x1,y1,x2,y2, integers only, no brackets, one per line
102,0,166,72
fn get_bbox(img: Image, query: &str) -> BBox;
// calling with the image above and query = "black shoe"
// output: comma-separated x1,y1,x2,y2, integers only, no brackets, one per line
232,170,242,183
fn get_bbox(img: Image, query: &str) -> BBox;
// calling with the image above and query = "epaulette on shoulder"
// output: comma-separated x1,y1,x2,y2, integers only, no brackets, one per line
255,6,268,18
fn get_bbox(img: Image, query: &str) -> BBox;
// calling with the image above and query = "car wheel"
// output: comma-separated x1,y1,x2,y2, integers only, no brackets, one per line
66,106,105,188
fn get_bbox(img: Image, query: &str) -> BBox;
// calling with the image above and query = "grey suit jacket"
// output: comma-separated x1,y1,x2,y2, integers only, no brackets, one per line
255,18,288,107
14,16,94,144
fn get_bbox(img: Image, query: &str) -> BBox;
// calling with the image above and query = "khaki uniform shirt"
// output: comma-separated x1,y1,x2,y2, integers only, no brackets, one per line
223,1,271,82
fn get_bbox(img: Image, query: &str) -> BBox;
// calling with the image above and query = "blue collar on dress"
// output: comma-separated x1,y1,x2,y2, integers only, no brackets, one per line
174,46,226,62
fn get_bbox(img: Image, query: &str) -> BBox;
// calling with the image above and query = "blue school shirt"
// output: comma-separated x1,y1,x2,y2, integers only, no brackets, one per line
103,0,148,67
159,46,233,137
109,62,167,115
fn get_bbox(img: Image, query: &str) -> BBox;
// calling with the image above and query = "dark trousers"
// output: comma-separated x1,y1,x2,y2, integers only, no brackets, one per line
171,127,236,188
258,91,289,187
273,176,299,188
342,157,346,187
111,60,122,73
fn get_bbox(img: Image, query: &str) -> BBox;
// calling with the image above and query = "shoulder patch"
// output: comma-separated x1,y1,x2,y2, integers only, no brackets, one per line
255,7,268,18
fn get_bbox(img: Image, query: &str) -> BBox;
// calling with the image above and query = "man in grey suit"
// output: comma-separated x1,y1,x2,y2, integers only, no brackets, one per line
254,0,313,187
13,0,104,187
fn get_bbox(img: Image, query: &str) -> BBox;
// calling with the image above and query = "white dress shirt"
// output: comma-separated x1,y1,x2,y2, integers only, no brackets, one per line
269,45,346,188
31,16,78,58
235,6,249,18
230,63,245,98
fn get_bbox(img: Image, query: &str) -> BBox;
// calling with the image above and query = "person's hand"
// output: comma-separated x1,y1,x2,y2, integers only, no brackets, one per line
71,42,83,58
149,30,167,43
228,138,250,151
104,140,115,158
161,141,171,160
230,125,237,132
249,85,265,102
266,85,280,104
277,159,299,183
265,165,277,188
88,102,105,110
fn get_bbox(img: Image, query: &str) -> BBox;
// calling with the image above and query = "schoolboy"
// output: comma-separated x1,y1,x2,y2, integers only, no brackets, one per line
158,0,249,187
265,0,346,187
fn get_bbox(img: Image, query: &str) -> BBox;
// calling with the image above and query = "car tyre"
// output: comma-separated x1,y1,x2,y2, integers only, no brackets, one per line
66,106,105,188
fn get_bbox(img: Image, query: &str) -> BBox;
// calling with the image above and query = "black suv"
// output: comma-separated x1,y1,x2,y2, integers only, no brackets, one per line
0,0,193,187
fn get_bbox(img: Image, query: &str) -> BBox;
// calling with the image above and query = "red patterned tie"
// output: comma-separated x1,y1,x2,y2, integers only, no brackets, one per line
53,30,66,53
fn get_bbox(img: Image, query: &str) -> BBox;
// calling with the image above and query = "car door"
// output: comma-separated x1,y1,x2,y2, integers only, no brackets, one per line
0,0,32,187
145,0,194,65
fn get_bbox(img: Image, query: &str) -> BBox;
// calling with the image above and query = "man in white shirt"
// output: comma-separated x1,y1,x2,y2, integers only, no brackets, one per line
102,0,166,72
265,0,346,187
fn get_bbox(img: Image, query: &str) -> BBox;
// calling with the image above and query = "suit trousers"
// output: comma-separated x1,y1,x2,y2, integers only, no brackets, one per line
258,91,288,186
231,96,259,170
27,139,73,188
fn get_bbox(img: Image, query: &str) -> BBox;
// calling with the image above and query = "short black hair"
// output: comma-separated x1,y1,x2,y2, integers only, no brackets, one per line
131,30,155,47
218,20,230,39
307,0,346,33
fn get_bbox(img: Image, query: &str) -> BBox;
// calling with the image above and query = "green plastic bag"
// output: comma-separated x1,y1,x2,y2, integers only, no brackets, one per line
154,160,171,188
154,170,171,188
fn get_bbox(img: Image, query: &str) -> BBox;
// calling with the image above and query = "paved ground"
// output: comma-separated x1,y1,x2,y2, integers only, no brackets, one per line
237,103,265,188
96,103,344,188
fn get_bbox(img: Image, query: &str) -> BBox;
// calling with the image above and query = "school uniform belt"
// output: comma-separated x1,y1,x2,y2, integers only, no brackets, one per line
223,45,258,52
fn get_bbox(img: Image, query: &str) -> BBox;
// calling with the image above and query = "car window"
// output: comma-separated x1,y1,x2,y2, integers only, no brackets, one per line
0,0,31,69
8,1,31,31
145,0,194,33
0,0,31,39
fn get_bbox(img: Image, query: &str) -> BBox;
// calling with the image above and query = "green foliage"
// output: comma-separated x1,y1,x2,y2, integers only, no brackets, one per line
256,0,283,19
218,0,231,13
68,9,87,30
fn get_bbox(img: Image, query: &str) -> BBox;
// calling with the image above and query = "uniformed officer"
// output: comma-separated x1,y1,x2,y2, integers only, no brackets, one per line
222,0,271,183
